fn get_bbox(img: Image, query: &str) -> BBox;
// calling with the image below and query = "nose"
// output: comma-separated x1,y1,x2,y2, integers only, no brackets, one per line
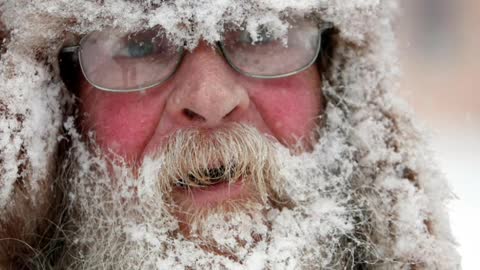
164,42,250,128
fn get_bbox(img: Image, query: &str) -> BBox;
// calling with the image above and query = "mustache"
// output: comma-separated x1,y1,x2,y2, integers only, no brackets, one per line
153,123,283,201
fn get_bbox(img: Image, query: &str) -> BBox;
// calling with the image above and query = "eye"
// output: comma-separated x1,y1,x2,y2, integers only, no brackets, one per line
113,30,169,59
125,39,155,58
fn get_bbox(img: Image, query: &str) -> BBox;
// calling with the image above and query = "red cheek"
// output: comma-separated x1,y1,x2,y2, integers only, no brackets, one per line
80,89,166,161
247,73,323,145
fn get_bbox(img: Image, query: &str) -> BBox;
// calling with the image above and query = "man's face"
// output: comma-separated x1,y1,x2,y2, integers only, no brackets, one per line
78,41,324,217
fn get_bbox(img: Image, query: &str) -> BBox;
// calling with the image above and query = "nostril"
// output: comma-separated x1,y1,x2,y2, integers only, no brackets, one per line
182,108,206,122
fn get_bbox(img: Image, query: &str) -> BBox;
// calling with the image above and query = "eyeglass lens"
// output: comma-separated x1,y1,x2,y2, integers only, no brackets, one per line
221,20,320,77
79,27,183,91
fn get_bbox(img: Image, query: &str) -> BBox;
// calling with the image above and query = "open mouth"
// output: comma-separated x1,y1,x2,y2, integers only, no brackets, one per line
173,165,247,207
175,165,237,189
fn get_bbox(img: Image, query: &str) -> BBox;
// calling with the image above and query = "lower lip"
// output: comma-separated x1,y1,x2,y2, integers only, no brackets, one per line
175,180,246,208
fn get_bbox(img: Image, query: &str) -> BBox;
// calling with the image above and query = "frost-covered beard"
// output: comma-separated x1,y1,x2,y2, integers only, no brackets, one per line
59,122,363,269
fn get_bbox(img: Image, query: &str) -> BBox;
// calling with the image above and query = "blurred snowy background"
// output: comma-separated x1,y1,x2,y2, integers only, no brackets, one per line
398,0,479,269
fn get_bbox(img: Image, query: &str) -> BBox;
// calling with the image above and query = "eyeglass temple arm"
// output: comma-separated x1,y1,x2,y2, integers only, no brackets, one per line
61,45,80,54
59,46,80,64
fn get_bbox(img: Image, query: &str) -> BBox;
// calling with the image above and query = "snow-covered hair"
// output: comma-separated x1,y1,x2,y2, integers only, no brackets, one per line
0,0,460,269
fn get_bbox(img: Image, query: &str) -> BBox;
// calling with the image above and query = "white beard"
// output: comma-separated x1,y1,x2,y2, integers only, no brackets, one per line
58,121,369,269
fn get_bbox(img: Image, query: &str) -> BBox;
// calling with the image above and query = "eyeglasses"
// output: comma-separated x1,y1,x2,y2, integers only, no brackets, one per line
61,18,333,93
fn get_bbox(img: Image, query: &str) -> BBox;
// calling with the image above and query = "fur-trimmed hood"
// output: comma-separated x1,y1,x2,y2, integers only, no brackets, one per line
0,0,460,269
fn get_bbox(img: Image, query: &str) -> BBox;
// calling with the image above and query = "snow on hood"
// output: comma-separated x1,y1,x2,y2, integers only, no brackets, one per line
0,0,460,269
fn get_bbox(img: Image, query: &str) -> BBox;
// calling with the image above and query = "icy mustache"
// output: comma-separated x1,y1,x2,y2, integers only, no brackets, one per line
152,123,280,195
